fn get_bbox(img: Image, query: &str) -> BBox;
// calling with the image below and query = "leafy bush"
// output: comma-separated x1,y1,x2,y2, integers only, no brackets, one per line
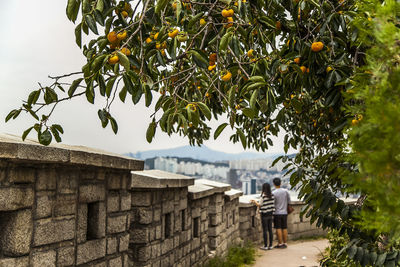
205,243,256,267
321,230,358,267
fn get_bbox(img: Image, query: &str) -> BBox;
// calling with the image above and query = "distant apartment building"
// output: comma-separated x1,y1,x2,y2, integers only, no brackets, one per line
154,157,229,181
229,158,286,172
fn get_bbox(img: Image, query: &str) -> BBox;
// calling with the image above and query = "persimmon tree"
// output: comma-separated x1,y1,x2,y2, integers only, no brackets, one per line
6,0,400,265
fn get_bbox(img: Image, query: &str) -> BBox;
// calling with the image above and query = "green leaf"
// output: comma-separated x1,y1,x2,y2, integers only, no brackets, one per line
228,87,236,108
93,9,104,26
85,81,95,104
214,123,228,139
219,32,232,53
197,102,211,120
250,89,258,110
96,0,104,11
155,0,169,14
98,75,106,96
22,126,34,141
52,124,64,134
117,51,130,70
242,108,255,118
146,122,156,143
50,126,62,143
98,109,108,127
237,128,247,149
66,0,80,22
118,85,127,102
85,15,98,34
75,23,82,48
109,116,118,134
190,50,208,69
145,85,152,107
91,54,107,73
376,253,386,266
39,129,52,146
347,245,357,259
106,76,117,98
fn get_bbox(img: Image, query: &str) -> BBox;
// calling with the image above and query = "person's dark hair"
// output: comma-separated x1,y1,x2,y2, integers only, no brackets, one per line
261,183,272,199
273,177,281,187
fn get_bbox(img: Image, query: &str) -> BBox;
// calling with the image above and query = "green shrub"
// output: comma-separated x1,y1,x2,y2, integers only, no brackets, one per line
205,243,256,267
320,230,358,267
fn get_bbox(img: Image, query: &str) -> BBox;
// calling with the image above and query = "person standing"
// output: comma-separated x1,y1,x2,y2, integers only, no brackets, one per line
272,177,291,249
251,183,275,250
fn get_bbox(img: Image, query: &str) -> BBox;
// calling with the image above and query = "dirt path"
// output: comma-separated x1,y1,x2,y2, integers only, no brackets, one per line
253,239,329,267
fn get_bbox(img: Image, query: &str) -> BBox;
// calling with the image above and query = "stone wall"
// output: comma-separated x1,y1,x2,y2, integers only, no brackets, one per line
0,134,143,267
0,134,340,267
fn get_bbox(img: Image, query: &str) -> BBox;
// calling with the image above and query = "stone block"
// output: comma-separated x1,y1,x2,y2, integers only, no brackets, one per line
120,193,131,211
153,207,161,222
0,256,29,267
0,187,33,211
109,256,122,266
35,193,53,219
208,205,222,214
162,201,174,214
119,233,130,252
77,204,88,243
107,214,127,234
107,194,119,213
0,209,32,256
134,207,153,224
54,194,76,217
155,225,162,240
79,184,105,203
136,245,151,262
36,168,57,191
192,207,200,218
34,217,75,246
76,238,106,265
58,172,78,194
107,174,121,190
32,250,56,267
57,246,75,266
9,167,35,183
151,244,161,258
161,238,174,255
107,237,117,255
131,191,152,207
130,228,149,243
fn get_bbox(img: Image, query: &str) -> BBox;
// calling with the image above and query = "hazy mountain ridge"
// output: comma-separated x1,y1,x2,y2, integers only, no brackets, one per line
125,145,282,162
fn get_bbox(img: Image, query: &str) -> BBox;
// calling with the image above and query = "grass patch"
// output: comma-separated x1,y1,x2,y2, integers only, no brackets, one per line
205,243,256,267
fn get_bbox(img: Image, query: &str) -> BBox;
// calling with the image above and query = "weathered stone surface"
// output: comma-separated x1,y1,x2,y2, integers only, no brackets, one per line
0,256,29,267
57,246,75,266
36,168,57,191
0,187,33,211
32,250,56,267
136,245,151,262
131,228,149,244
107,174,121,190
34,217,75,246
107,214,127,234
131,170,194,189
107,237,117,255
35,193,53,219
0,209,32,256
109,256,122,266
120,192,131,211
107,193,119,213
76,238,106,265
54,194,76,216
9,167,35,183
58,172,78,194
77,204,88,243
79,184,105,203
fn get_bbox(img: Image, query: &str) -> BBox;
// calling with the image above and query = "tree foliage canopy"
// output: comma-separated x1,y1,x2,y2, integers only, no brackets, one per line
6,0,400,265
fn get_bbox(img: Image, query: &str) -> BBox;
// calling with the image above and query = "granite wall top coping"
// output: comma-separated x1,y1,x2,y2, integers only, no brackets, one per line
224,189,243,201
196,179,231,193
0,133,144,170
130,170,195,189
188,183,216,200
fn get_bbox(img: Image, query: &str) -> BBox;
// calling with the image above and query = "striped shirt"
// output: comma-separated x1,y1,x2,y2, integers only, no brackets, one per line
259,194,275,215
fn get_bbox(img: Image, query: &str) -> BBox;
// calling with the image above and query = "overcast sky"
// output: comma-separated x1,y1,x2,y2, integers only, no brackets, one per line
0,0,291,156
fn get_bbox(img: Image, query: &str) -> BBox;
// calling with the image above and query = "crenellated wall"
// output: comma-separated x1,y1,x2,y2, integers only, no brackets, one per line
0,134,331,267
